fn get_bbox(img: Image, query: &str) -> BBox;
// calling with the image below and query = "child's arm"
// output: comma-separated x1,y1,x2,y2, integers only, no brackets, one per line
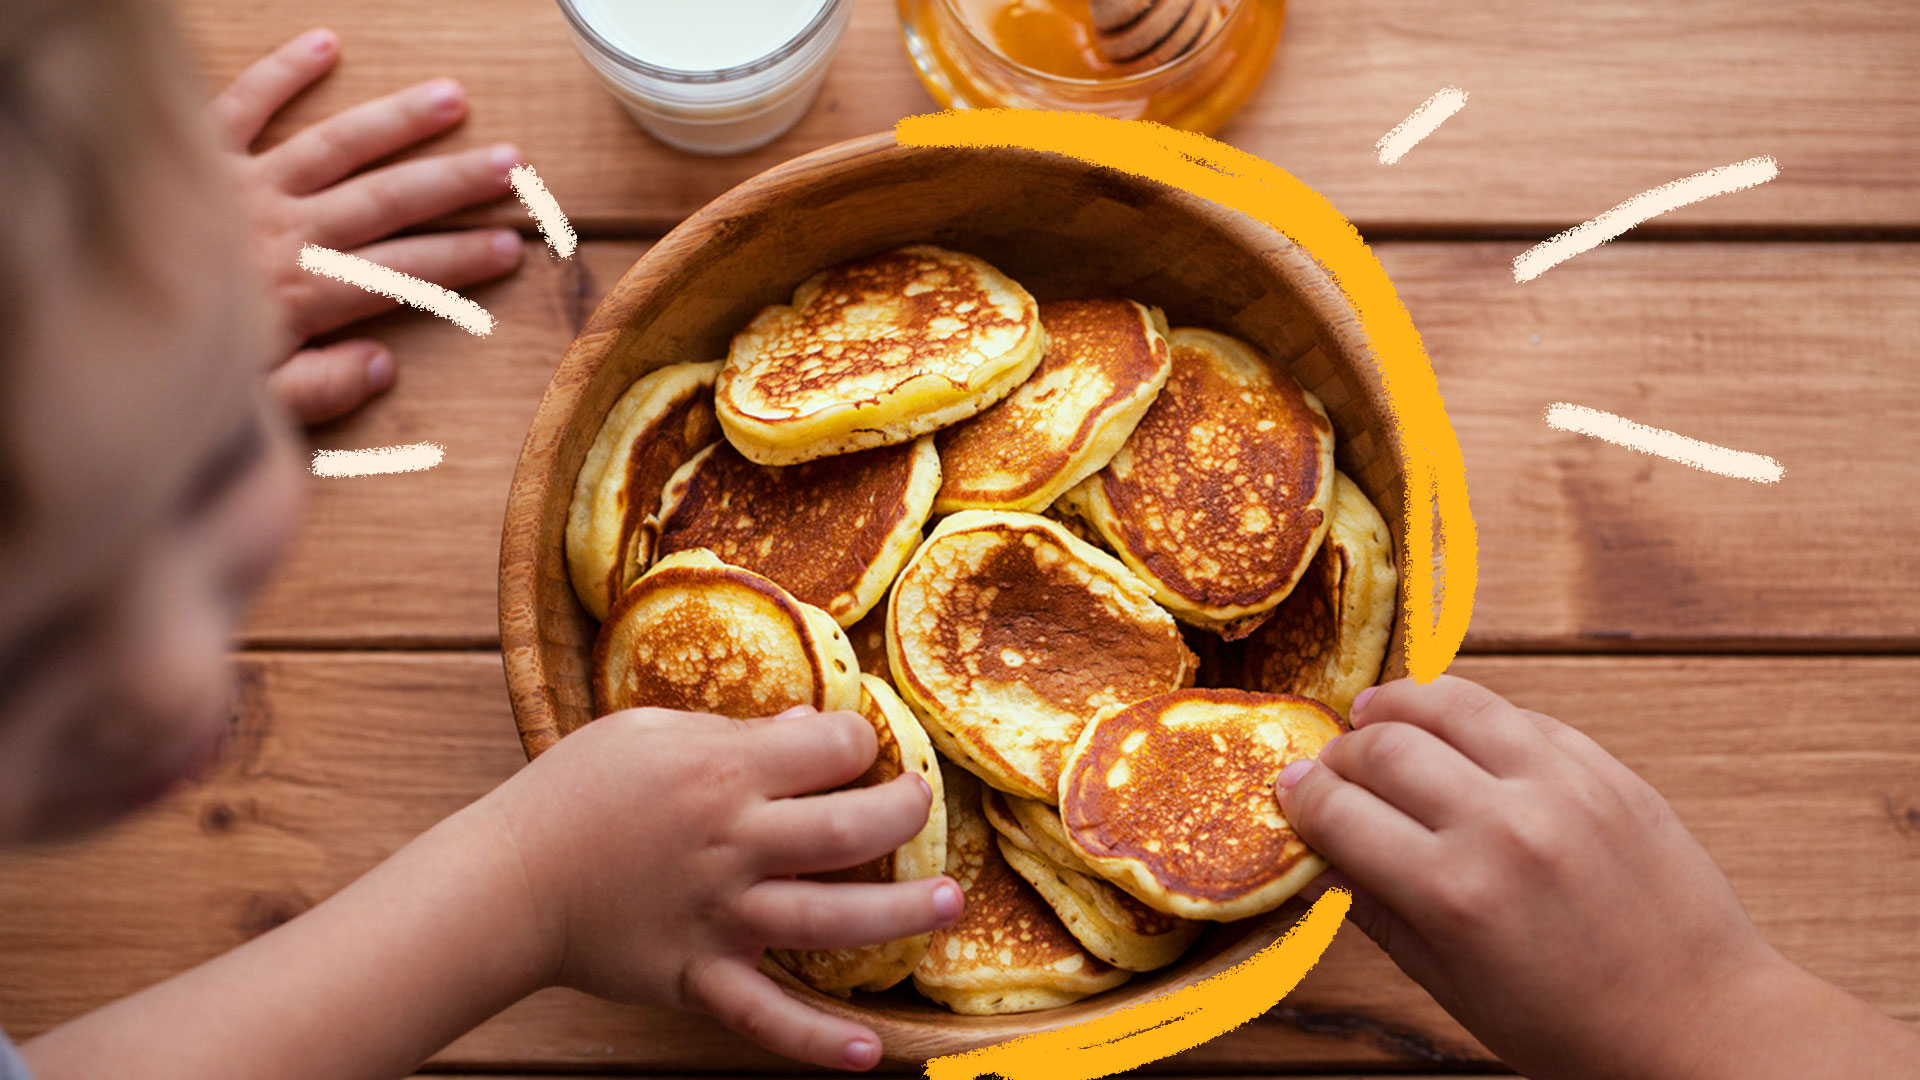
213,29,527,425
1276,675,1920,1080
22,706,961,1078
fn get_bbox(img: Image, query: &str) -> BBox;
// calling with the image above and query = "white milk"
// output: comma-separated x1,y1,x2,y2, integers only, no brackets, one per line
558,0,849,155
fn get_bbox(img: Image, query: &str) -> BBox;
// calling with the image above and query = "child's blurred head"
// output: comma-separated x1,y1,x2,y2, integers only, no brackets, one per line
0,0,304,842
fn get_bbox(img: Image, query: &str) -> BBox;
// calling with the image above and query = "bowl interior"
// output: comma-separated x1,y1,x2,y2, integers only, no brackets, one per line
499,133,1407,1059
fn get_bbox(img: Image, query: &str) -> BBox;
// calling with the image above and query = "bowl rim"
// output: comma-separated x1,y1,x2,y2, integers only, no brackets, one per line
497,129,1400,1060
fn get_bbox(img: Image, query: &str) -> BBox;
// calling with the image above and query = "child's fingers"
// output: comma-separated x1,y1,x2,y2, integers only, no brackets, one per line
735,876,964,950
265,78,470,195
742,710,878,798
1317,721,1495,830
1276,757,1443,920
290,229,523,338
307,144,519,250
208,28,340,151
1352,675,1544,777
265,339,395,426
684,957,883,1071
741,774,931,877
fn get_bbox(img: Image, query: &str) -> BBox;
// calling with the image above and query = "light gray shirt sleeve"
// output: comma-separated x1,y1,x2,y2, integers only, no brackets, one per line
0,1029,30,1080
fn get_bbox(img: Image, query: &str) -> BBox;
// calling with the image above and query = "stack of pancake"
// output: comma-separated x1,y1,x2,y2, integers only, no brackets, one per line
562,245,1398,1014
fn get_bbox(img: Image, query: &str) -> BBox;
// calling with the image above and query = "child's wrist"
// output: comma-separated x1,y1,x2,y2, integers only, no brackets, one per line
1659,947,1812,1080
464,787,570,995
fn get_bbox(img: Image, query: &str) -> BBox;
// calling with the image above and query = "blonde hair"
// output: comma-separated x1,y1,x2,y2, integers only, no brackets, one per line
0,0,214,517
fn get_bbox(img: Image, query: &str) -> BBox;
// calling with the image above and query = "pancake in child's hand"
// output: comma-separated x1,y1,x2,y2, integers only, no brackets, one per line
887,511,1197,802
716,245,1043,465
934,298,1171,514
771,676,947,994
1236,472,1396,717
1063,329,1335,638
654,435,940,626
566,361,721,620
913,768,1130,1014
1060,689,1340,921
983,788,1201,973
591,549,860,718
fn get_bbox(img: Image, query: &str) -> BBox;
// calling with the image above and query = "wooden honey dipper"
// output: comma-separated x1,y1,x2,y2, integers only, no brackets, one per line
1087,0,1223,68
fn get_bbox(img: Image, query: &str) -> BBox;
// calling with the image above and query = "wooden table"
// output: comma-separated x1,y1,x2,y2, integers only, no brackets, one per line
3,1,1917,1076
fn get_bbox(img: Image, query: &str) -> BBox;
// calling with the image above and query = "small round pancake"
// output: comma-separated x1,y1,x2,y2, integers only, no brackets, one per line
887,511,1197,802
983,789,1201,972
716,246,1044,465
1238,473,1396,717
591,549,860,718
566,361,722,620
772,676,947,995
934,299,1172,514
1064,328,1335,638
1060,689,1341,921
654,436,940,627
913,768,1130,1014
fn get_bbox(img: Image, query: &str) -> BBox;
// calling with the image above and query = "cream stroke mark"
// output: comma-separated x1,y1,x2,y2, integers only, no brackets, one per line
1376,87,1468,165
298,244,496,336
509,164,578,259
1544,403,1784,484
1512,156,1779,282
310,441,447,478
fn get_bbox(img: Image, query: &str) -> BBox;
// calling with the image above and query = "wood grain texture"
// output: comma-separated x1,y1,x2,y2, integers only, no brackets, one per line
2,653,1915,1071
238,241,1920,650
1381,241,1920,650
169,0,1920,233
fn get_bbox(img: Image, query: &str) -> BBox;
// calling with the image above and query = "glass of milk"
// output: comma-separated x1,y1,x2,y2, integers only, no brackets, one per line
557,0,851,155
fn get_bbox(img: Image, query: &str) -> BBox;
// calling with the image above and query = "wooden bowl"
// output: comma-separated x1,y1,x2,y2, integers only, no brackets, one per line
499,131,1408,1062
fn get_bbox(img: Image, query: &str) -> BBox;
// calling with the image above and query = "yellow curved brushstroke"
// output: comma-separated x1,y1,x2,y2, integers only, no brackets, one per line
895,110,1474,1079
923,889,1352,1080
896,109,1474,684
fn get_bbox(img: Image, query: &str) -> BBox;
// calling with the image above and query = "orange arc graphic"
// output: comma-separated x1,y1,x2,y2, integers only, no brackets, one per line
895,109,1475,1080
923,889,1352,1080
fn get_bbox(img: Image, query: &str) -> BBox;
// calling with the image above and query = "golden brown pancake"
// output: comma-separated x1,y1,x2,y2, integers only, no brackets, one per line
887,511,1197,802
717,246,1044,465
982,789,1201,972
1059,689,1341,921
771,676,946,994
653,436,940,626
913,767,1130,1013
592,549,860,719
934,298,1171,513
1064,328,1335,638
1236,473,1396,717
566,361,722,620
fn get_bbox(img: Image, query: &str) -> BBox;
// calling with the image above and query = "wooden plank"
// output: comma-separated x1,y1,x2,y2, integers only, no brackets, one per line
171,0,1920,233
237,241,1920,650
2,653,1916,1071
1381,241,1920,651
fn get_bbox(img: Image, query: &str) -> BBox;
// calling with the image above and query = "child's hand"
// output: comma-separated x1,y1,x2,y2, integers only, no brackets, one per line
1275,676,1782,1079
208,28,526,425
492,705,964,1072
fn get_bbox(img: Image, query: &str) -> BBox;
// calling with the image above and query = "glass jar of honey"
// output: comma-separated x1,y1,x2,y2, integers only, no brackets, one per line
898,0,1284,134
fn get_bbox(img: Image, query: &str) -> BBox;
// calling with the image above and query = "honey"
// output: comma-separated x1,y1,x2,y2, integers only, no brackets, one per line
899,0,1285,133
